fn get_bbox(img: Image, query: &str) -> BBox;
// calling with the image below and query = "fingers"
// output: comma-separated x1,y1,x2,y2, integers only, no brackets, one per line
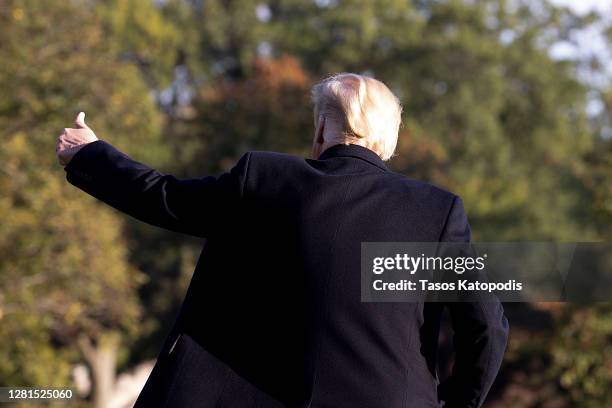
74,111,88,129
57,127,97,155
56,140,80,166
57,130,75,154
56,113,97,166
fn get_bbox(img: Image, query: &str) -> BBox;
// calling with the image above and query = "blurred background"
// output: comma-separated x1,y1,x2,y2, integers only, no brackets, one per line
1,0,611,407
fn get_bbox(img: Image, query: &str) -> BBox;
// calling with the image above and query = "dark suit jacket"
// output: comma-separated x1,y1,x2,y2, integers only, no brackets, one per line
64,141,508,408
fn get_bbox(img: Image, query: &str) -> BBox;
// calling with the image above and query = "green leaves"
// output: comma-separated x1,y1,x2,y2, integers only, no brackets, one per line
1,0,611,404
0,0,160,389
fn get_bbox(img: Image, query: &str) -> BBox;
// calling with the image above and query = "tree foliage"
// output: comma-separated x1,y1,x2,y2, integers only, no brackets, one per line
0,0,169,401
0,0,611,406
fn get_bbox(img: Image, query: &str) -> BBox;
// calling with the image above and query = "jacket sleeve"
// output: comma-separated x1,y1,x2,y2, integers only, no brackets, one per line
437,196,509,408
64,140,250,238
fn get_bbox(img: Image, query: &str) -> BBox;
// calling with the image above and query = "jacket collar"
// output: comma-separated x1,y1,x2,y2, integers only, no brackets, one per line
318,144,388,171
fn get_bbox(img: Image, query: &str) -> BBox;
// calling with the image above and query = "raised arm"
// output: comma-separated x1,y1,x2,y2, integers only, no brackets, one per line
437,197,509,408
57,113,250,238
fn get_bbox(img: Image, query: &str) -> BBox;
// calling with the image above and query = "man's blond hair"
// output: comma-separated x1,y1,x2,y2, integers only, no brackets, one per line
311,73,403,160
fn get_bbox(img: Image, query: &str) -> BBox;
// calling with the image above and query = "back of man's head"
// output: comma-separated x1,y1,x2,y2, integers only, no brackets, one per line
311,73,403,161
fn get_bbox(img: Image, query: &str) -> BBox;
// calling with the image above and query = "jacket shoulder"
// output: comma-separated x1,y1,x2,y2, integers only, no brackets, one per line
241,150,309,173
385,171,459,201
247,150,304,163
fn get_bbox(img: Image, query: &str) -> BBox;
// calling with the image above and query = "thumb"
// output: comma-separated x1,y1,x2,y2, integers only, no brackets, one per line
75,111,88,129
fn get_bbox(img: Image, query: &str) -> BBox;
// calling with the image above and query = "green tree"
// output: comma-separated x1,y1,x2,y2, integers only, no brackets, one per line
550,304,612,407
0,0,172,406
0,137,144,406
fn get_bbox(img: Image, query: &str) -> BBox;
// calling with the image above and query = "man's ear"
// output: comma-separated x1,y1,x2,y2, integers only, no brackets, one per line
315,114,325,144
311,114,326,159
